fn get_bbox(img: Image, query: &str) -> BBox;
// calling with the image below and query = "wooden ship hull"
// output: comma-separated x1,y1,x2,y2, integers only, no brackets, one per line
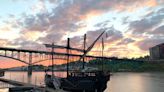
45,71,110,92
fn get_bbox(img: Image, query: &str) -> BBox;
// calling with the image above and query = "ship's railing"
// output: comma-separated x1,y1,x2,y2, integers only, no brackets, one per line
68,70,110,77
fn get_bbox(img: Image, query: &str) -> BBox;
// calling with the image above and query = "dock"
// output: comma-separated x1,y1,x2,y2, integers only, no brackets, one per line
0,78,37,87
0,78,66,92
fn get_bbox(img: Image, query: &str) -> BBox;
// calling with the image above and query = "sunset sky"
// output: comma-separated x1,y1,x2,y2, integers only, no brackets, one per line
0,0,163,68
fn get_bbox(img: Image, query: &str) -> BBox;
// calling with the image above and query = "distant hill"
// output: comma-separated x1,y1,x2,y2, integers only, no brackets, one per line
6,65,47,71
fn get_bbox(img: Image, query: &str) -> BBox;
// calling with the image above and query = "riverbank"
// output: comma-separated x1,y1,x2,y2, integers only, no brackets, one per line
88,59,164,72
102,62,164,72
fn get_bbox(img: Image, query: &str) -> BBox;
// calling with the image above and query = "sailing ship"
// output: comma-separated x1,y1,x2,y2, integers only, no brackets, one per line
44,31,110,92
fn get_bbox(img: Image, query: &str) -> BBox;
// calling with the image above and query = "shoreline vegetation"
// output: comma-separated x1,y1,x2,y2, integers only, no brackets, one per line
89,59,164,72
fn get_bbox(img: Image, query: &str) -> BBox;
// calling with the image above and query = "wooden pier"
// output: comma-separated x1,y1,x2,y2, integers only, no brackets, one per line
0,78,66,92
0,78,36,87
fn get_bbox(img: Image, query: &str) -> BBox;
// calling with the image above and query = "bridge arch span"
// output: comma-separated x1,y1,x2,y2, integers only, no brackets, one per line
0,55,29,65
32,58,67,65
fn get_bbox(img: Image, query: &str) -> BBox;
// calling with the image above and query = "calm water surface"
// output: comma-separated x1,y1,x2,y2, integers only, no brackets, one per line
104,72,164,92
1,72,164,92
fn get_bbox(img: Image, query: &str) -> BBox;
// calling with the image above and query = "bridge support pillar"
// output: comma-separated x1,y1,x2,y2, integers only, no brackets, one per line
28,64,32,76
28,53,32,76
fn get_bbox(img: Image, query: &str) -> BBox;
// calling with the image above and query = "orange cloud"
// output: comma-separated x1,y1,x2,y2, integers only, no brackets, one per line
113,0,158,12
80,10,103,20
146,0,157,7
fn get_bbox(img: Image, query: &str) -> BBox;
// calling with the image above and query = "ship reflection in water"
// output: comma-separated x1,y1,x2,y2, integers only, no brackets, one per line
1,72,164,92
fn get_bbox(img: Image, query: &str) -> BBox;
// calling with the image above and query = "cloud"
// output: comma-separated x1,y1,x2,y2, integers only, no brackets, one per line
11,38,44,50
0,0,163,59
129,14,163,35
117,38,135,45
135,37,164,51
94,20,110,28
37,29,65,44
69,26,124,54
126,7,164,52
23,14,50,31
86,27,123,45
0,39,10,47
151,25,164,35
157,7,164,14
13,0,162,49
68,0,159,14
31,0,46,13
22,0,161,32
0,25,20,41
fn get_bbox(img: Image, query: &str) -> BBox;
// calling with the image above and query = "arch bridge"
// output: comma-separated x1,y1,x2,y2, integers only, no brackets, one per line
0,31,120,76
0,46,112,76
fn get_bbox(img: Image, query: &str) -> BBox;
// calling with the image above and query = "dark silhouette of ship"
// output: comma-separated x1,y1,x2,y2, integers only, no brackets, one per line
0,69,4,77
44,31,110,92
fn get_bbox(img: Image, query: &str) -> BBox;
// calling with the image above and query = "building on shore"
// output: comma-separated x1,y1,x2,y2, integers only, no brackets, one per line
149,43,164,60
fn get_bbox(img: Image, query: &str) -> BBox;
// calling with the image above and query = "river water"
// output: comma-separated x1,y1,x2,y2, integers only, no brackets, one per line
1,72,164,92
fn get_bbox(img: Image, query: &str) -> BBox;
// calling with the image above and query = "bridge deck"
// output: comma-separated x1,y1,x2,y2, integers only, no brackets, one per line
0,47,111,59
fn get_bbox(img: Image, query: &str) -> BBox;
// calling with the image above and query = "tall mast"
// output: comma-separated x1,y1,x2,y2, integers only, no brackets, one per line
82,34,86,69
67,38,70,77
51,43,54,76
102,38,104,71
78,31,105,61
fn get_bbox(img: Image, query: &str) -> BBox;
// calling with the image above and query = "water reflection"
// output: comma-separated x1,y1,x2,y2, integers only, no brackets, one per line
104,72,164,92
3,71,66,86
1,72,164,92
